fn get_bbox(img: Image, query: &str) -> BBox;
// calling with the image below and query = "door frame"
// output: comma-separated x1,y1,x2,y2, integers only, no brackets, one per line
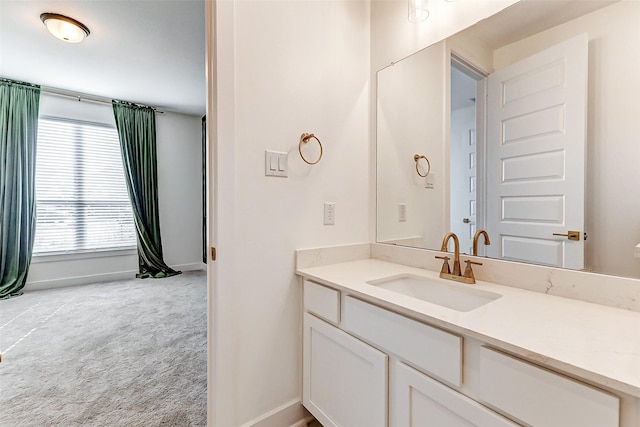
206,1,238,425
450,53,488,253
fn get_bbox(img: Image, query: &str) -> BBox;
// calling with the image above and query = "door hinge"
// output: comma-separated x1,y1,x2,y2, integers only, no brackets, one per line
210,247,217,261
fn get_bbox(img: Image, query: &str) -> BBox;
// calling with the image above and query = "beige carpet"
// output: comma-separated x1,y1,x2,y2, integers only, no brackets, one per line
0,271,207,426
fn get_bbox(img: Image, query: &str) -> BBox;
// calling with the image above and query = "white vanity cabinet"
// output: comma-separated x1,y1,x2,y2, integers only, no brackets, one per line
303,313,388,427
478,347,620,427
394,362,518,427
301,278,623,427
302,279,509,427
341,295,462,387
302,280,387,427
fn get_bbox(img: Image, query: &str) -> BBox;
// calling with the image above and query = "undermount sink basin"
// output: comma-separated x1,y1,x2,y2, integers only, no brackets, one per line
366,274,501,312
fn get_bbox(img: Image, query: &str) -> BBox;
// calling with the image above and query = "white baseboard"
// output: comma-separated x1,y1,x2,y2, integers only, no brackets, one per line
24,269,139,292
24,262,206,292
174,262,207,272
290,416,315,427
239,399,311,427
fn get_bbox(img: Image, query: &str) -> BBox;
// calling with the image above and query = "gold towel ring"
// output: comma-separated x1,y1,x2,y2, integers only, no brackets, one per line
299,133,323,165
414,154,431,177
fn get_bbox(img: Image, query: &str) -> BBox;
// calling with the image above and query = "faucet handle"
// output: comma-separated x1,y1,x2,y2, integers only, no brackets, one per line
463,259,483,282
435,255,451,274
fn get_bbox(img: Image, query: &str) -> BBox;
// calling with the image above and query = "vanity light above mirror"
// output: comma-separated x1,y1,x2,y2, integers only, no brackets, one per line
408,0,458,23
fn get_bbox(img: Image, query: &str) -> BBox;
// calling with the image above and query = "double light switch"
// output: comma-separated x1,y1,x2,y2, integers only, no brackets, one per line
265,150,288,177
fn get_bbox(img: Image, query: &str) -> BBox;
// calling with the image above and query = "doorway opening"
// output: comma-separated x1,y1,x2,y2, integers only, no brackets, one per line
449,55,486,255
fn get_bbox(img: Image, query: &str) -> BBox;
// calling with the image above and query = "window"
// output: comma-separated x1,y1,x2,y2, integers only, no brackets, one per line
33,116,137,255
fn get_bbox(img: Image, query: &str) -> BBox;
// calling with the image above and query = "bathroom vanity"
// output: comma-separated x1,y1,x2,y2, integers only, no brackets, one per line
296,244,640,427
297,1,640,425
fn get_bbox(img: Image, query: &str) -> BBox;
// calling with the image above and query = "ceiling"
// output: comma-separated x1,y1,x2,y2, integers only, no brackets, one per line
464,0,620,51
0,0,206,116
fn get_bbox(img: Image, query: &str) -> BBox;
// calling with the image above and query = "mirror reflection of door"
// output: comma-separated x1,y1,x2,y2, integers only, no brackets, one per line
450,58,485,255
451,34,587,267
485,34,588,269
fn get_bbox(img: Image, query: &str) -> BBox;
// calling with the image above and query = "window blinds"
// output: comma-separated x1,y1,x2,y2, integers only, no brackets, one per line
33,117,137,255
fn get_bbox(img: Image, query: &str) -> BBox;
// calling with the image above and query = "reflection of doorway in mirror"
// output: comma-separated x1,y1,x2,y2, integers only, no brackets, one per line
450,60,483,255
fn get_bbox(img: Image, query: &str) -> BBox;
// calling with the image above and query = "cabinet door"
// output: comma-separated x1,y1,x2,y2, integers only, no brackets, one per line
393,362,519,427
478,347,619,427
303,313,388,427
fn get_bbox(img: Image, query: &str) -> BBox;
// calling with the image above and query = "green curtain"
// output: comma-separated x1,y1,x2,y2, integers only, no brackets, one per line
112,100,180,279
0,79,41,299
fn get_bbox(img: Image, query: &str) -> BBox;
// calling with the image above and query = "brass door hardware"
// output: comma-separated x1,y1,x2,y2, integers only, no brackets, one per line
552,231,580,241
210,247,217,261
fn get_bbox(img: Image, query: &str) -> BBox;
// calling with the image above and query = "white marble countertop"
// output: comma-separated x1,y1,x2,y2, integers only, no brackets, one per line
297,258,640,398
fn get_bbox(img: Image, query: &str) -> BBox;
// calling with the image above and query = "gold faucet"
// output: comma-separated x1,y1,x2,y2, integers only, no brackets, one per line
435,232,482,284
472,229,490,256
440,232,461,276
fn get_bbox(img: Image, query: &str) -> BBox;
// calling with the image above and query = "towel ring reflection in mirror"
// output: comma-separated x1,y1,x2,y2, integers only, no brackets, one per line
414,154,431,177
299,133,323,165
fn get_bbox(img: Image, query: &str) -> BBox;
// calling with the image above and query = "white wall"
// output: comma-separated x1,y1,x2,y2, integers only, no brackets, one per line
492,0,640,278
209,1,370,425
25,94,203,291
156,112,203,269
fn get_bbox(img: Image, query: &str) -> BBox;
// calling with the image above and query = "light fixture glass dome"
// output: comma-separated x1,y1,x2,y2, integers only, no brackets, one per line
40,13,90,43
408,0,429,23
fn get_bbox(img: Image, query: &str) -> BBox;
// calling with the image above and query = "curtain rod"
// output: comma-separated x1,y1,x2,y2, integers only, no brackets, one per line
40,85,165,114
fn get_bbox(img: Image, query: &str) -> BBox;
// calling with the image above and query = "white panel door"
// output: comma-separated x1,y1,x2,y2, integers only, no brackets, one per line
463,128,477,254
303,313,388,427
486,34,587,269
451,125,477,255
392,362,519,427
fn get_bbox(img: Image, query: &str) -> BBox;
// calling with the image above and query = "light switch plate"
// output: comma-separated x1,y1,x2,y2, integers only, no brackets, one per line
265,150,288,177
324,202,335,225
425,174,435,189
398,203,406,222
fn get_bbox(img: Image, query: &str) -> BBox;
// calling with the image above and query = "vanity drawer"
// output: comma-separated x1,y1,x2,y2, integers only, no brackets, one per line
478,347,619,427
303,280,340,324
342,296,462,387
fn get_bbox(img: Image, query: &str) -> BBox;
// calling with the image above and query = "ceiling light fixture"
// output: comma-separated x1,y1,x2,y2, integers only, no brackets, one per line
408,0,429,23
40,13,90,43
